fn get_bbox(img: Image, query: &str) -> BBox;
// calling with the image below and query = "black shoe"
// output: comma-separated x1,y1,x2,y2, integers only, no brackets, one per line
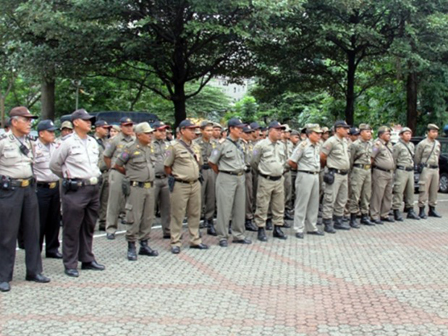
360,215,375,226
106,233,115,240
245,219,258,232
273,225,287,240
323,219,336,234
349,213,360,229
64,268,79,277
283,221,291,228
25,273,51,283
190,243,209,250
98,226,106,231
284,212,294,220
163,234,171,239
307,231,324,236
46,251,63,259
0,282,10,292
295,232,304,239
381,216,395,223
407,209,420,220
393,209,404,222
371,218,383,225
342,216,350,222
207,224,217,236
171,246,181,254
429,206,442,218
265,218,273,231
219,240,228,247
258,227,268,242
127,242,137,261
199,219,208,229
81,260,105,271
419,207,427,219
233,238,252,244
334,216,350,230
138,240,159,257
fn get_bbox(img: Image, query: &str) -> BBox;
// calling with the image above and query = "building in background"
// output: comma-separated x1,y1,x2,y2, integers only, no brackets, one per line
208,76,255,104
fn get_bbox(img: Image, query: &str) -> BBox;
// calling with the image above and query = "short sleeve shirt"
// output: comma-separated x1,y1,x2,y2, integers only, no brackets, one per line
164,139,202,182
251,138,286,176
321,135,350,170
289,139,320,172
415,138,441,166
116,140,155,182
371,138,395,170
103,132,135,166
34,139,59,182
393,140,414,167
208,137,246,172
0,131,34,178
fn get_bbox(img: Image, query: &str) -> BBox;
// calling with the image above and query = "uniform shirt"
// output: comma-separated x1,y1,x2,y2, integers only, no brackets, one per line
194,136,218,166
164,139,203,182
350,139,372,166
34,139,59,182
151,139,169,176
103,132,135,166
283,140,294,171
289,138,320,172
321,135,350,170
241,139,255,167
251,138,286,177
415,138,441,166
115,140,155,182
94,134,108,172
371,138,395,170
50,132,101,179
208,137,246,172
393,139,414,167
0,131,34,178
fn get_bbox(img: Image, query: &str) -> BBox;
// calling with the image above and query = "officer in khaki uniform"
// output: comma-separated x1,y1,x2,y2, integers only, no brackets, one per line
249,122,262,213
288,124,324,239
320,121,351,233
194,120,218,235
164,120,209,254
415,124,442,218
114,122,159,261
251,121,288,242
281,125,294,219
0,107,50,292
151,121,172,238
392,127,420,221
370,126,395,224
94,120,112,231
103,117,135,239
209,118,252,247
349,124,374,227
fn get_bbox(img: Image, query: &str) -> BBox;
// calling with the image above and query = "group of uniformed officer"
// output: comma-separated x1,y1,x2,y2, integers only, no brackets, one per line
0,104,444,292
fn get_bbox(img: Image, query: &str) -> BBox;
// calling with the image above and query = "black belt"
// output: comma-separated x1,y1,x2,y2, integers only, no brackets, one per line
329,168,349,175
174,179,198,185
373,166,392,173
155,175,167,179
202,164,211,170
298,170,319,175
9,177,35,188
259,173,282,181
37,181,59,189
422,164,439,169
397,165,414,172
66,177,102,186
291,169,298,172
353,164,371,170
220,170,245,176
130,181,153,188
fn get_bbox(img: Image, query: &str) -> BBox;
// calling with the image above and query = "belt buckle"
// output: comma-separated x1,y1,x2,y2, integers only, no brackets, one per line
89,177,98,185
238,172,243,176
365,165,371,170
49,182,57,189
190,181,194,185
144,182,151,189
21,179,29,187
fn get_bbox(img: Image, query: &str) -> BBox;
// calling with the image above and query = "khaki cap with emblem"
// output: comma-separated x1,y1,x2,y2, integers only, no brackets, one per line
359,123,372,131
134,122,154,134
377,126,391,134
283,124,292,132
399,127,412,135
427,123,439,131
60,121,73,130
200,120,214,129
307,123,323,133
321,126,329,133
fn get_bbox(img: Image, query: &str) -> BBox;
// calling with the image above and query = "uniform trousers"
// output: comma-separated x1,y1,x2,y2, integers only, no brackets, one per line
290,170,298,210
170,181,202,247
349,167,372,215
215,173,246,241
322,170,348,219
294,172,319,233
154,177,171,235
418,168,439,207
62,185,99,269
0,185,42,282
37,183,61,254
98,171,109,229
370,168,393,219
392,169,414,210
284,171,292,211
201,168,216,220
245,171,254,220
106,169,126,233
254,176,285,227
126,185,154,242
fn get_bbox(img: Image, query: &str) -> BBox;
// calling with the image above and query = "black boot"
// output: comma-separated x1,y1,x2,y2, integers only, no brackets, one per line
138,240,159,257
419,207,427,219
393,209,403,222
127,242,137,261
284,211,294,220
333,216,350,230
207,220,217,236
265,218,273,231
245,219,258,232
273,225,287,240
360,215,375,226
283,221,291,228
349,213,360,229
428,206,442,218
407,209,420,220
323,218,336,234
199,218,207,229
257,227,268,242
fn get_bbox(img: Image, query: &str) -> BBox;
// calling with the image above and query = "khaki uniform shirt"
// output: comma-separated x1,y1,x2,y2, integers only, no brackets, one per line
251,138,286,177
164,139,203,182
34,139,59,182
194,136,218,166
0,131,34,179
103,132,135,166
116,140,155,182
371,138,395,170
208,137,246,172
241,139,255,168
321,135,350,170
415,138,441,166
393,139,414,167
94,134,108,172
289,139,320,172
151,139,169,176
50,133,101,179
350,139,373,166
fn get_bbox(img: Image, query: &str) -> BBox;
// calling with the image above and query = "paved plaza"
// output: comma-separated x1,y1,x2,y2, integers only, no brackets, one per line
1,194,448,336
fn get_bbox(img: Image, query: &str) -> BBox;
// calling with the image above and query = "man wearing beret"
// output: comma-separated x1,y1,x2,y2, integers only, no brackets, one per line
415,124,442,218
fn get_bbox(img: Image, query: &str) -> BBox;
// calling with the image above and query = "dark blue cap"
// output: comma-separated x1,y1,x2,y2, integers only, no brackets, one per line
37,120,57,132
227,118,246,128
95,120,112,128
152,120,170,130
249,122,260,130
179,120,199,129
71,109,96,122
349,127,360,135
268,121,286,129
334,120,350,129
120,117,134,125
243,125,254,133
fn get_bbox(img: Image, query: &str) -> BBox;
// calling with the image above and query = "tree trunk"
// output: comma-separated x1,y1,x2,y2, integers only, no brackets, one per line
0,94,5,128
406,71,418,133
41,78,56,120
345,52,356,126
172,83,187,128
